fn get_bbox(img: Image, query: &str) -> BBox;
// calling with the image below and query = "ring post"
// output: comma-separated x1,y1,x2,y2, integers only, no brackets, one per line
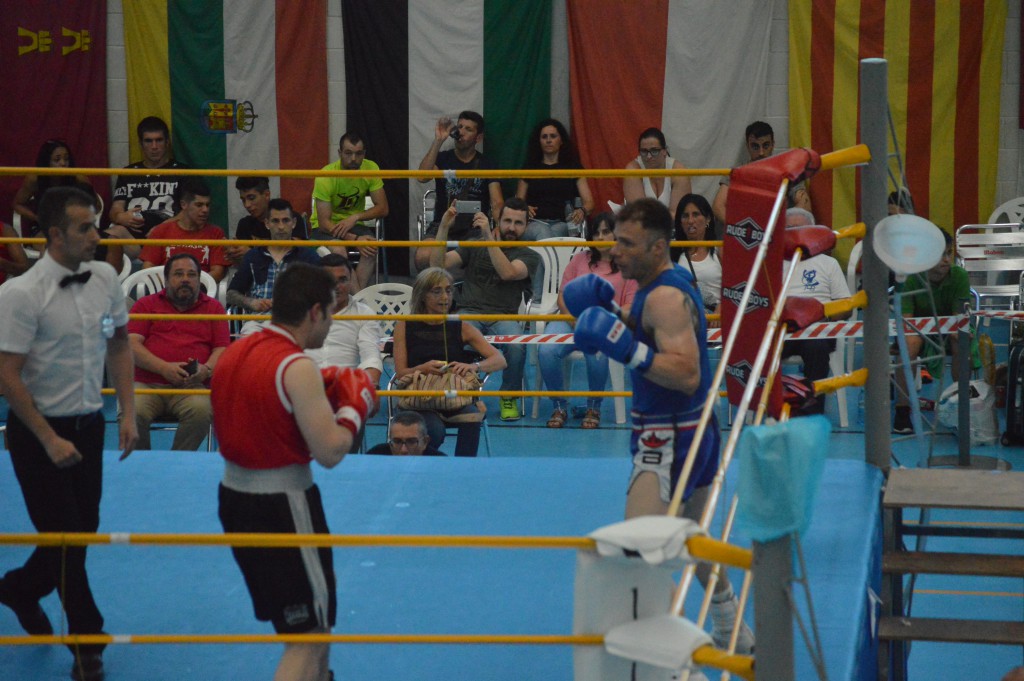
860,58,892,472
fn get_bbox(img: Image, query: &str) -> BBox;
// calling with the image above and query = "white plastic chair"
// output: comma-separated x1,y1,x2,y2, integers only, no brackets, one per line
351,282,412,338
122,265,218,302
987,197,1024,225
117,254,133,283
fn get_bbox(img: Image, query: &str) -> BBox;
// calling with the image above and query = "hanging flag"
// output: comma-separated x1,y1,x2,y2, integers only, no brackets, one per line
123,0,329,230
789,0,1005,262
567,0,773,217
341,0,552,276
0,0,108,226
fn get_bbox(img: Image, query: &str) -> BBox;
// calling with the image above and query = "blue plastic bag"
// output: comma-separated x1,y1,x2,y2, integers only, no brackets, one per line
736,416,829,542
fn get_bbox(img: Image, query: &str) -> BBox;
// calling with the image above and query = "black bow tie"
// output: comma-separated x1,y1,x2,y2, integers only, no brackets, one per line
59,271,92,288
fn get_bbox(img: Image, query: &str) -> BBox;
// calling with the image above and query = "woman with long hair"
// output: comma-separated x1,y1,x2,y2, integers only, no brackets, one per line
623,127,690,219
672,193,721,314
516,118,594,241
538,212,637,429
393,265,506,456
13,139,91,230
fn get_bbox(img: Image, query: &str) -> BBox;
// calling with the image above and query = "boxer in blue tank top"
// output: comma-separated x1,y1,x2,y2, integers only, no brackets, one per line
564,198,753,653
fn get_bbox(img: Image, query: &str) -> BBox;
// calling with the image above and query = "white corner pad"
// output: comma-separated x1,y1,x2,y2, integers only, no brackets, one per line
589,516,707,567
605,614,713,671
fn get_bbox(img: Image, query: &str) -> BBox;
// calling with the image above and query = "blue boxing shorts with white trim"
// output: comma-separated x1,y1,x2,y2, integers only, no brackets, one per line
627,410,721,503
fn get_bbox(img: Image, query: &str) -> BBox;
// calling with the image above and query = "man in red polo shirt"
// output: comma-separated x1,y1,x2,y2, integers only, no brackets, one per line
140,177,231,283
127,252,229,450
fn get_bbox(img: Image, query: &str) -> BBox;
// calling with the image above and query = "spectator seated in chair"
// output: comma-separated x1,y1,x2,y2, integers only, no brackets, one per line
893,229,973,434
127,253,229,450
228,176,308,267
781,207,851,416
539,212,636,430
226,198,320,331
392,267,505,457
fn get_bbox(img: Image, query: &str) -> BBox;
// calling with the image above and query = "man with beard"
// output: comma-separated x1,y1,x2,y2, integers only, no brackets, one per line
565,198,754,657
127,253,229,450
226,199,321,314
310,132,387,289
140,178,231,283
429,196,539,421
0,186,137,681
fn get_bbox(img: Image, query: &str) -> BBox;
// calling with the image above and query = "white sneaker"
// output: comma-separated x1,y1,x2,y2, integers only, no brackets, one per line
710,593,755,655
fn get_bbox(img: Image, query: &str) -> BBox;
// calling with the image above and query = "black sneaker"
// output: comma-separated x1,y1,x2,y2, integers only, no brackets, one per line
70,652,104,681
893,407,914,434
0,581,52,636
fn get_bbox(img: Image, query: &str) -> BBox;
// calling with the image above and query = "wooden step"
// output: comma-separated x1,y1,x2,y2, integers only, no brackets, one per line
884,469,1024,512
879,617,1024,645
883,551,1024,577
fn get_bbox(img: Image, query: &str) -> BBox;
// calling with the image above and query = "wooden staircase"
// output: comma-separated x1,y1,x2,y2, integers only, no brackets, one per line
880,468,1024,680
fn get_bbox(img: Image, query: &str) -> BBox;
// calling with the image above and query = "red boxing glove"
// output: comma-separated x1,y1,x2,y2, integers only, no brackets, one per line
321,367,378,436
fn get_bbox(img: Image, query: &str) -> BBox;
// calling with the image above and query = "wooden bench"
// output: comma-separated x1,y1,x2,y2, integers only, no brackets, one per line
879,468,1024,681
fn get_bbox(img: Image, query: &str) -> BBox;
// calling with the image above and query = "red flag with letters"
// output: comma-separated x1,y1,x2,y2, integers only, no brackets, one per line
0,1,108,232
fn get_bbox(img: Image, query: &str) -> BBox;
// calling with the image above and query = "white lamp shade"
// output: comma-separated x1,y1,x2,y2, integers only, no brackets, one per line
872,214,946,276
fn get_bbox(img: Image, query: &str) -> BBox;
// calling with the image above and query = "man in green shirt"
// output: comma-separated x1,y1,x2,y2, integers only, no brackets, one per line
894,230,971,433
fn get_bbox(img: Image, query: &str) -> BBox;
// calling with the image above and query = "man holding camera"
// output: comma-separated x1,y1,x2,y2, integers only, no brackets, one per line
127,252,230,450
430,196,538,421
415,111,504,270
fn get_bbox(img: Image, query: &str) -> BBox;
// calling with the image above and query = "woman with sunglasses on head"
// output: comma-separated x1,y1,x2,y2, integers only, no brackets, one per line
516,118,594,241
539,212,637,430
623,127,690,220
671,193,721,323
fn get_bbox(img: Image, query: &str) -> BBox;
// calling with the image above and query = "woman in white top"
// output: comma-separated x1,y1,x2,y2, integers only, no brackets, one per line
672,193,721,319
623,128,690,220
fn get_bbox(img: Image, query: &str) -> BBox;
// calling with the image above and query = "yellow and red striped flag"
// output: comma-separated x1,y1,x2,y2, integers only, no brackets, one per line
789,0,1005,264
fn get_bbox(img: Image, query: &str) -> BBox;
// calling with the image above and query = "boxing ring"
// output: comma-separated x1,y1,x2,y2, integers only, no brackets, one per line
0,453,881,681
0,59,907,680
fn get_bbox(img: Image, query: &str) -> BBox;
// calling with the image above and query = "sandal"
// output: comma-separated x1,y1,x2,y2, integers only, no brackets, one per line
581,408,601,429
546,408,568,428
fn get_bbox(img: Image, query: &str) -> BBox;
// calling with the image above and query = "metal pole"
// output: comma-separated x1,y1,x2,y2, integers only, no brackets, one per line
957,325,972,465
753,535,795,681
860,58,892,472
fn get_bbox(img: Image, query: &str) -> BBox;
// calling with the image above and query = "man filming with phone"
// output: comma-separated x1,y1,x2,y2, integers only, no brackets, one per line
429,196,538,421
415,111,504,270
127,253,230,450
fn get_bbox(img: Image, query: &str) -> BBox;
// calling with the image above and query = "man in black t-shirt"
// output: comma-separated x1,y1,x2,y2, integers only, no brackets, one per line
109,117,187,259
414,111,503,270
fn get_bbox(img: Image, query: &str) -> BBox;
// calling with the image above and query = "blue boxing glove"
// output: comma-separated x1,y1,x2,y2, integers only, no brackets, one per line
563,273,618,318
574,307,653,372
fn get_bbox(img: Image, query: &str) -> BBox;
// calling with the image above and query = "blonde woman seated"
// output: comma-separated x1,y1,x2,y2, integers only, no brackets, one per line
393,267,506,457
539,212,637,429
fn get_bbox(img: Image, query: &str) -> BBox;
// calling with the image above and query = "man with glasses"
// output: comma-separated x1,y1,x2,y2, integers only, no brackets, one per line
712,120,813,226
367,411,445,456
310,132,387,289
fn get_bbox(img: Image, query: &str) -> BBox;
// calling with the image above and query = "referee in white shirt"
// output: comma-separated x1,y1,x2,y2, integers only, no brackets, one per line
0,186,138,681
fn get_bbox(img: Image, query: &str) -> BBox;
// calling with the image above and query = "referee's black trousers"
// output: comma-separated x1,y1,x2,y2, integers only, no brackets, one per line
3,410,106,655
